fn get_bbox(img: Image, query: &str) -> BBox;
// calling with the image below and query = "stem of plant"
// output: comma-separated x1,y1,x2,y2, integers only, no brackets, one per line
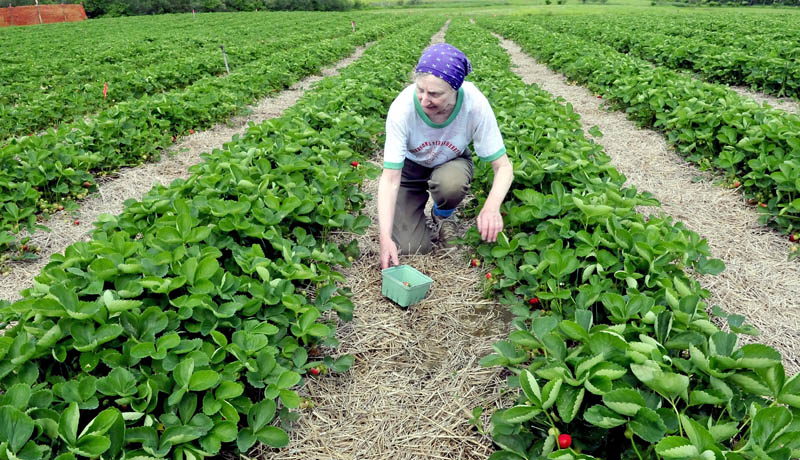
631,436,643,460
670,399,683,438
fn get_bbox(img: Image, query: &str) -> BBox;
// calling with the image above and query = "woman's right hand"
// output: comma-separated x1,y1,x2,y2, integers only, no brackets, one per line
380,237,399,269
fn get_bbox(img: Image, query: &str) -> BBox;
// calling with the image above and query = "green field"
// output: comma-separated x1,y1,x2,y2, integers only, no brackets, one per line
1,4,799,460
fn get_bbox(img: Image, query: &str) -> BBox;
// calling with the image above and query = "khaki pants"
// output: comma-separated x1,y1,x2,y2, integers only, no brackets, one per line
393,150,474,254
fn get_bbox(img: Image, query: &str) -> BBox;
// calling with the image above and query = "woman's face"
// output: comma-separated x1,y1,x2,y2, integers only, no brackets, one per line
415,74,456,120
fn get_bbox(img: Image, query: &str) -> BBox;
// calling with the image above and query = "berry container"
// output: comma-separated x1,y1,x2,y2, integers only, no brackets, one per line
381,264,433,307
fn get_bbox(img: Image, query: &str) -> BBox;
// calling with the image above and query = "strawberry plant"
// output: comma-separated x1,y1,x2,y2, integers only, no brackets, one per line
447,19,800,460
0,17,442,460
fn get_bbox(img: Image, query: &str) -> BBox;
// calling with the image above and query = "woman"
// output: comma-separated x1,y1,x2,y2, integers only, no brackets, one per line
378,43,514,269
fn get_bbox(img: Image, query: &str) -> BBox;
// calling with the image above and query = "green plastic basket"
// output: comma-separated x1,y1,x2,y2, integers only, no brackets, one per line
381,264,433,307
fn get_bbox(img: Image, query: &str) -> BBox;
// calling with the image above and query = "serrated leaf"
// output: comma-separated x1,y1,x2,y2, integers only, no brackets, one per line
583,404,626,428
655,436,699,458
500,406,541,424
602,389,646,417
630,407,667,443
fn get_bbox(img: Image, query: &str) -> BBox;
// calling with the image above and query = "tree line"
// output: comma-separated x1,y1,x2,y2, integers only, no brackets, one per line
6,0,365,16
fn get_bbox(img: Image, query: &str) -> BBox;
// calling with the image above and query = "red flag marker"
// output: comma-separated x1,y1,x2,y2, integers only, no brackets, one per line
103,82,107,99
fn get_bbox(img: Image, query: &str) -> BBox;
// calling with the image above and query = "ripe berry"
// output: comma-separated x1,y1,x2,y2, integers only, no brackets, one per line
310,368,320,376
528,297,539,305
21,245,28,251
351,161,359,167
485,273,492,280
189,129,195,134
74,220,80,226
470,258,480,267
733,180,740,188
557,433,571,449
403,281,409,286
759,202,767,208
790,234,798,242
83,181,91,188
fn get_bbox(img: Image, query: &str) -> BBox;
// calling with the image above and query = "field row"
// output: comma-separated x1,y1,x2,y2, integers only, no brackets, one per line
0,17,443,460
0,12,386,143
0,15,416,258
484,16,800,237
448,18,800,460
538,14,800,100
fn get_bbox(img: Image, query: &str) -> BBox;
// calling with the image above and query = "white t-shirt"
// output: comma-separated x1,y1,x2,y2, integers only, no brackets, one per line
383,81,506,169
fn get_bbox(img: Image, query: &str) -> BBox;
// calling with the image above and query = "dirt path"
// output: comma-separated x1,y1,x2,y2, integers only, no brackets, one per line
495,35,800,377
0,45,370,303
263,24,512,460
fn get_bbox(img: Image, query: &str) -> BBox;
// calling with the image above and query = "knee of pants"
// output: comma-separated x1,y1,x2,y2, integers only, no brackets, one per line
428,179,469,209
393,231,434,256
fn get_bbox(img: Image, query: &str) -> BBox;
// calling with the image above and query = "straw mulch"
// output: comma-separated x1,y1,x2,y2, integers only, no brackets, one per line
496,36,800,377
0,44,369,304
725,85,798,114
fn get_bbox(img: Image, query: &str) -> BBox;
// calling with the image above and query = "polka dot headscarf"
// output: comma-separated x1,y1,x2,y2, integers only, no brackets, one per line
414,43,472,91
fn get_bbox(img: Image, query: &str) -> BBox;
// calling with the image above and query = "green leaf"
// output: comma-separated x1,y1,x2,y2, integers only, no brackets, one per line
778,372,800,409
72,434,111,457
556,385,584,423
215,381,244,400
583,404,626,428
255,426,289,448
630,407,667,443
602,389,646,417
738,344,782,369
655,436,699,458
280,389,300,409
59,402,80,446
189,370,221,392
276,371,301,390
751,406,791,449
248,400,276,432
0,406,35,453
79,408,120,438
1,383,32,410
500,406,541,424
519,370,542,406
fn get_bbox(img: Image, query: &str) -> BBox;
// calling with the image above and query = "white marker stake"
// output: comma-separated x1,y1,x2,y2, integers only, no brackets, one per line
220,45,230,74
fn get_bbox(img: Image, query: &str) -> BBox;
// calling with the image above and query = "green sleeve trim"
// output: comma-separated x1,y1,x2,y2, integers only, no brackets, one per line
413,87,464,128
383,161,404,170
480,147,507,163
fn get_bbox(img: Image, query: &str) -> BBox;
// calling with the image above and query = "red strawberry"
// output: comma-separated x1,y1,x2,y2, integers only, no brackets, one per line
189,129,195,134
351,161,359,167
529,297,539,305
759,202,767,208
171,136,176,142
485,273,492,280
470,258,480,267
22,245,28,251
790,234,798,242
74,220,80,226
310,368,320,376
403,281,409,286
733,180,740,188
83,181,91,188
558,433,572,449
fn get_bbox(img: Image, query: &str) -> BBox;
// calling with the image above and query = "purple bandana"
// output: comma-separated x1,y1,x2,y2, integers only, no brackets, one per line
414,43,472,91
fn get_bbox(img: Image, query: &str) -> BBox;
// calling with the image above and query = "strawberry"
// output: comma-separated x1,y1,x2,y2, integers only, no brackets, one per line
171,136,176,142
351,161,359,167
733,180,740,188
74,220,80,226
310,368,320,376
485,273,492,280
403,281,409,286
83,181,91,188
557,433,572,449
22,245,28,251
470,258,480,267
758,202,767,208
790,234,798,242
57,205,64,211
189,129,195,134
528,297,539,306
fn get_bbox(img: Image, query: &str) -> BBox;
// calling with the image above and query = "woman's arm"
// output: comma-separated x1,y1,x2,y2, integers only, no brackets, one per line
477,154,514,242
377,168,402,269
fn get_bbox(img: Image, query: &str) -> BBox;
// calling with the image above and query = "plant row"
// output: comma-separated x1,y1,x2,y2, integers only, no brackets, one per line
446,18,800,460
481,16,800,237
1,12,383,142
537,14,800,100
0,17,442,460
0,15,417,257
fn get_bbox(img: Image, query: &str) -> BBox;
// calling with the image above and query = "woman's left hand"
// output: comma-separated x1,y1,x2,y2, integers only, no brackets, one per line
477,207,504,242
